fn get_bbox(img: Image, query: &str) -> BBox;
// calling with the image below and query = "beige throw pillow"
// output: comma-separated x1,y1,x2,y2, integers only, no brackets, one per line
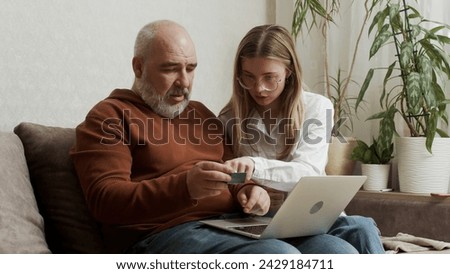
0,132,50,253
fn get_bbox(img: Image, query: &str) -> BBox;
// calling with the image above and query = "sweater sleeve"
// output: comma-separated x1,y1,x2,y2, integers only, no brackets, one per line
70,111,198,225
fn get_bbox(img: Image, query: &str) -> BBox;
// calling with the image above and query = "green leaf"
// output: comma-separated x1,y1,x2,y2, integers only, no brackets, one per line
367,110,388,120
352,134,394,164
421,73,434,107
430,26,446,34
411,25,421,39
419,55,433,78
436,47,450,78
406,72,421,114
369,6,389,36
291,0,336,39
369,11,383,35
388,4,401,31
425,110,438,153
419,56,433,106
437,128,450,138
420,39,450,78
437,35,450,44
400,41,414,69
381,62,396,108
351,140,370,162
292,3,309,38
362,149,375,164
407,5,422,20
388,4,400,19
380,117,394,146
421,26,439,41
356,69,374,111
432,82,448,122
370,24,391,58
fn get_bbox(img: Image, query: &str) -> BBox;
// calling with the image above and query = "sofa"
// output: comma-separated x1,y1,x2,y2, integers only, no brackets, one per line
0,122,104,253
345,191,450,253
1,122,449,253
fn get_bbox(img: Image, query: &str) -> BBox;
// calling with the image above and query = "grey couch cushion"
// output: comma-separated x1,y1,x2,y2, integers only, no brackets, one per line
0,131,50,253
14,122,105,253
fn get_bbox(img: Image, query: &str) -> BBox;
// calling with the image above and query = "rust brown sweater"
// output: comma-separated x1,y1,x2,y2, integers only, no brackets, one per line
70,89,241,252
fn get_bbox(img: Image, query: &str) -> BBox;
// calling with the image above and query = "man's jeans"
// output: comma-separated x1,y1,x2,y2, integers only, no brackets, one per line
126,215,384,254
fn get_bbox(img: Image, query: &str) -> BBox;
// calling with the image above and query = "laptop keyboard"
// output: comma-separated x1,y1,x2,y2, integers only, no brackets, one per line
233,225,268,235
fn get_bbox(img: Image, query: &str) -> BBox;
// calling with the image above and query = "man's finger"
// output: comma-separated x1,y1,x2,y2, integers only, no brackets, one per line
205,181,228,190
199,169,232,182
197,161,234,174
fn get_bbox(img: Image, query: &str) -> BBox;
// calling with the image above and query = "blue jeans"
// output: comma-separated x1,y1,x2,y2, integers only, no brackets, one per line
327,215,385,254
126,215,384,254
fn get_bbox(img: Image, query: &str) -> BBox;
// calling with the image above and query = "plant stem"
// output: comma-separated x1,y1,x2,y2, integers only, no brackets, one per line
339,0,372,115
323,0,332,104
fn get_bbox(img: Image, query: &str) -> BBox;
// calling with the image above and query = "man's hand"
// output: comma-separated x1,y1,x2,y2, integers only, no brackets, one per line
225,157,255,182
237,185,270,216
186,161,234,200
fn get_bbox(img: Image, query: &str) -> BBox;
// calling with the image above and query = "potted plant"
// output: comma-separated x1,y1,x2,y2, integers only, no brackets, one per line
323,69,360,175
351,115,395,190
292,0,381,175
356,0,450,193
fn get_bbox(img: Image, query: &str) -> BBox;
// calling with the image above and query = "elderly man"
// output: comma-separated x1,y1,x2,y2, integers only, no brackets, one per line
71,20,363,254
70,20,287,254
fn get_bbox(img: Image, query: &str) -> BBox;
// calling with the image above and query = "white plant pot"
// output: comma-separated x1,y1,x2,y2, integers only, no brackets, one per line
361,164,390,191
396,137,450,194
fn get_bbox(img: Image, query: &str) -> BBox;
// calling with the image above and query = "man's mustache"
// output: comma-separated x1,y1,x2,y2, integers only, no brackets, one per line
167,88,190,97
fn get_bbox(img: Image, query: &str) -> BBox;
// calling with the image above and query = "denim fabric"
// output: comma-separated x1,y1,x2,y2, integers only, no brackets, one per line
328,215,385,254
126,215,383,254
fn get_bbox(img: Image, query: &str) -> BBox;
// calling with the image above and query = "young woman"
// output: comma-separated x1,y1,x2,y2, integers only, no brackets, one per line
220,24,384,254
220,24,330,192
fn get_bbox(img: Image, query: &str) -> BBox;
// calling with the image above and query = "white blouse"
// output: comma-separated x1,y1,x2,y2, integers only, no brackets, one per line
220,91,334,192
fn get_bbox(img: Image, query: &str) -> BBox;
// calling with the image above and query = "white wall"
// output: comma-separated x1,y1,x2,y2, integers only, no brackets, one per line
0,0,274,131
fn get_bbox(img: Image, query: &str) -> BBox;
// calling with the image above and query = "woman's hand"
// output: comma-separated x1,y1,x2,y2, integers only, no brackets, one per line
237,185,270,216
225,157,255,182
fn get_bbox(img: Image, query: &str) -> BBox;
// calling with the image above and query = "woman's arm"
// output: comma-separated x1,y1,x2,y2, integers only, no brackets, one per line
225,93,334,192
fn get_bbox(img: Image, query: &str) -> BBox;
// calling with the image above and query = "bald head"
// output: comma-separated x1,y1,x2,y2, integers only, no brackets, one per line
134,20,195,60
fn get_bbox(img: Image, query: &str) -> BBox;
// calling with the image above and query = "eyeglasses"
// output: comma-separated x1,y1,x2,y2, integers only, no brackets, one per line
237,75,283,92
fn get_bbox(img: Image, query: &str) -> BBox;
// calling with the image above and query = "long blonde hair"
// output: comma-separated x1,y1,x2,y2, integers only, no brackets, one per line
220,24,304,160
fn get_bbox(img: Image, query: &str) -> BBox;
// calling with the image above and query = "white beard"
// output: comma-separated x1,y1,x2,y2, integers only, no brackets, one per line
135,79,190,119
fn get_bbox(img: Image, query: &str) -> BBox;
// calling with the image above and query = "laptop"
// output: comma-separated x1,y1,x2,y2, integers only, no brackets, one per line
200,175,366,239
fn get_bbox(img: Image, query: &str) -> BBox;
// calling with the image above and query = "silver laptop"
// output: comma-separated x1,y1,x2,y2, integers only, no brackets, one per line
200,175,366,239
